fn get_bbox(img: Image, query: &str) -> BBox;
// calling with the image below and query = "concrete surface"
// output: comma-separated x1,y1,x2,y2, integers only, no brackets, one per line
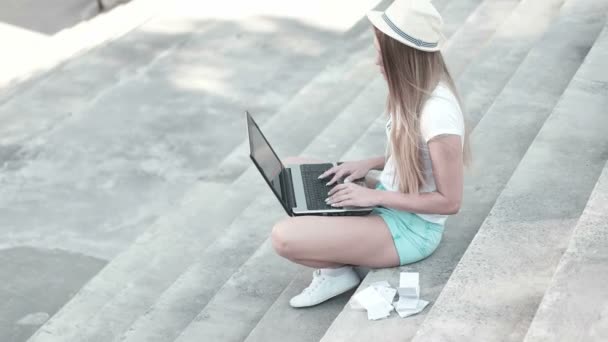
57,44,376,342
119,74,387,342
457,0,567,127
0,0,98,35
106,61,382,342
173,238,299,342
0,18,210,259
172,82,382,342
0,247,105,342
411,7,608,341
0,1,380,341
1,2,368,260
0,0,164,104
524,161,608,342
23,1,384,340
242,272,356,342
28,48,377,342
442,0,518,76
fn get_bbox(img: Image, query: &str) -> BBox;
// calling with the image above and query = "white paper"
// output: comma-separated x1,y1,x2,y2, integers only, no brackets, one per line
374,285,397,305
369,280,391,288
399,272,420,297
349,272,430,321
349,284,395,311
394,297,419,310
351,286,394,320
353,287,393,311
398,272,420,309
367,302,392,320
394,299,429,318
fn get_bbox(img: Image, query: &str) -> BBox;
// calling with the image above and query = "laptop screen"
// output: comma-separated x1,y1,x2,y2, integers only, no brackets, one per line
247,112,287,208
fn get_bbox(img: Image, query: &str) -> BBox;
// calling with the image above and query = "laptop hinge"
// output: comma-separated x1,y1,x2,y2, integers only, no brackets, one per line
281,168,297,210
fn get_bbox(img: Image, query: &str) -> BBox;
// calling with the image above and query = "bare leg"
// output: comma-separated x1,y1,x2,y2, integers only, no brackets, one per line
271,215,400,268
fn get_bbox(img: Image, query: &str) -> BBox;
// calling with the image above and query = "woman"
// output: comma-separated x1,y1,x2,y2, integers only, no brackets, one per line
271,0,469,308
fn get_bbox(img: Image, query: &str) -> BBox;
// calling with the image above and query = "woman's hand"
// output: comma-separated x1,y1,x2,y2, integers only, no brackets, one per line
326,182,380,208
318,160,375,186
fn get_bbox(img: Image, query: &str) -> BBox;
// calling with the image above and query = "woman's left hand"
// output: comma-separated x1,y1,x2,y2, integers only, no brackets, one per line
327,182,381,208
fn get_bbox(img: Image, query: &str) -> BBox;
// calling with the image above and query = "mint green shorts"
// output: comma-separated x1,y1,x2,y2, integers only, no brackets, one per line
372,184,444,266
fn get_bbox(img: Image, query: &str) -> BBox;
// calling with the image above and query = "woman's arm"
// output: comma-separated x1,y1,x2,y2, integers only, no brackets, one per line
376,135,463,215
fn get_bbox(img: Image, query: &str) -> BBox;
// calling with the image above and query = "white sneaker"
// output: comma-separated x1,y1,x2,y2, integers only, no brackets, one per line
290,267,361,308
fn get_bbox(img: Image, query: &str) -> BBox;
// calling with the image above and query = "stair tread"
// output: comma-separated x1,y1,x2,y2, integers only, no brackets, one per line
1,17,345,258
524,161,608,342
243,271,355,342
0,0,164,103
118,76,386,342
0,13,196,149
167,76,385,342
77,52,375,342
443,0,519,76
458,0,568,128
24,2,381,341
411,8,608,341
173,239,298,342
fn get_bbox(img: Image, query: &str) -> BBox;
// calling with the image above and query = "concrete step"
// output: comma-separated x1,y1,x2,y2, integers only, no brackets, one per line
1,11,244,261
411,10,608,342
0,3,190,147
322,0,599,340
442,0,520,77
166,76,384,341
524,161,608,342
25,8,383,340
172,239,300,342
22,181,227,341
459,0,568,127
242,268,358,342
0,4,360,174
0,0,165,102
1,12,360,258
80,46,375,342
118,76,387,342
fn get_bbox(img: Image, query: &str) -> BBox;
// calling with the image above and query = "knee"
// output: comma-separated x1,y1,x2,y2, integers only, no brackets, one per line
271,218,295,259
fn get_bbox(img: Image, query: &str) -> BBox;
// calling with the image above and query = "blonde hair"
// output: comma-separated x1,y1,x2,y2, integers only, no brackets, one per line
375,28,471,194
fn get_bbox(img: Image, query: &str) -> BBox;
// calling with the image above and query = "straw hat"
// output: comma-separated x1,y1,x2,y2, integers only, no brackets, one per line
367,0,444,52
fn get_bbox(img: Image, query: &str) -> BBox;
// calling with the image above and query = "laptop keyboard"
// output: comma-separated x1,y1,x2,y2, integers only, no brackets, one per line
300,163,338,210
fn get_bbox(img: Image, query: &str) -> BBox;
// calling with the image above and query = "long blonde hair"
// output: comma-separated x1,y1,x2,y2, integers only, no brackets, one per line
376,28,470,194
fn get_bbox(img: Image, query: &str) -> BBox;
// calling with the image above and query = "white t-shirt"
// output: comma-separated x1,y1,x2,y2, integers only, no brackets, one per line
379,83,464,226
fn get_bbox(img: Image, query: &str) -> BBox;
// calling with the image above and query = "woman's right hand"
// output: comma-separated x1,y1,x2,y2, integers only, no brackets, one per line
318,160,375,186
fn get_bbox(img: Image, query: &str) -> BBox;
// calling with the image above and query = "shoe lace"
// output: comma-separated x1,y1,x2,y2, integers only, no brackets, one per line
302,269,326,295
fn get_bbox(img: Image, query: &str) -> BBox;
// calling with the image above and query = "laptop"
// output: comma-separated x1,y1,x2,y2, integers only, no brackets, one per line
247,111,373,216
